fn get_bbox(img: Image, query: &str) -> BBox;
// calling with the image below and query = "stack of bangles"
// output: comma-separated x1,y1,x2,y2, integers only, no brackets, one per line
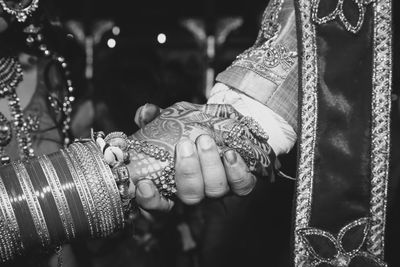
0,116,275,263
0,140,124,263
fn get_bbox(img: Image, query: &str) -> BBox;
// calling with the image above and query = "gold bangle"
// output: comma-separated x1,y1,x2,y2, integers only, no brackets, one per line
79,143,116,236
74,143,113,235
85,142,124,229
64,148,99,237
0,175,23,261
69,143,113,237
0,208,11,262
13,161,51,248
0,179,13,261
61,149,95,237
68,144,108,236
39,156,75,240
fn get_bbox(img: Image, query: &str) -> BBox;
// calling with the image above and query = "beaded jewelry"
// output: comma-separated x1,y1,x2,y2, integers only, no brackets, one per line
95,115,272,204
0,25,75,164
92,130,176,222
0,0,39,22
0,57,35,163
223,116,272,171
0,141,125,263
23,24,75,147
311,0,375,34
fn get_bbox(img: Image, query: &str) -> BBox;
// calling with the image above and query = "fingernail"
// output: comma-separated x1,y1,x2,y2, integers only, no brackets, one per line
197,135,213,151
128,182,136,198
142,103,161,125
135,106,144,126
137,180,155,198
224,150,237,164
177,139,194,157
139,104,149,126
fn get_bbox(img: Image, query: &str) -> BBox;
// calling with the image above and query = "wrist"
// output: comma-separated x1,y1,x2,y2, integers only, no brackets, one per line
0,142,124,263
208,83,297,155
100,132,177,198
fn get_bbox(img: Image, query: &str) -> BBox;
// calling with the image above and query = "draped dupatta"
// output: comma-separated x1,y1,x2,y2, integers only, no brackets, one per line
293,0,393,266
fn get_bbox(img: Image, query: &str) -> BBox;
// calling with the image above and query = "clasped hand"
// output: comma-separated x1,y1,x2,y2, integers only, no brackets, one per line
127,102,272,212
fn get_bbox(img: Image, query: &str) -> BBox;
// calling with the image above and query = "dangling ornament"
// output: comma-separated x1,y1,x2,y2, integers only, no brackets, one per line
0,0,40,23
0,57,35,163
23,24,75,147
0,115,12,147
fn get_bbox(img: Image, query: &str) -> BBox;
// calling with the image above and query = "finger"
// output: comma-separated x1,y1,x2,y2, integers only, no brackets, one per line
201,104,243,120
134,103,162,128
214,119,273,175
236,138,272,175
223,150,257,196
171,101,199,112
135,179,174,211
134,105,143,127
196,135,229,198
175,138,205,205
250,140,273,175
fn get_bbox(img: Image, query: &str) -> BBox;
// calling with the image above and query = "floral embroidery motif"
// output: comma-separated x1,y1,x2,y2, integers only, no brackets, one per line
294,0,318,265
367,0,392,258
311,0,375,34
228,0,297,85
232,42,297,85
298,218,387,267
261,0,284,40
295,0,391,265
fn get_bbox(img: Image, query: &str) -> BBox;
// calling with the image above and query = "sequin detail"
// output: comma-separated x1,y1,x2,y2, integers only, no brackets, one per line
367,0,392,259
295,0,392,265
298,218,387,267
311,0,375,34
294,0,319,265
228,0,297,85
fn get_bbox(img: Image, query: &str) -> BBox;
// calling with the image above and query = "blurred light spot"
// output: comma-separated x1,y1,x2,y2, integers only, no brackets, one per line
112,26,120,36
107,38,116,48
157,33,167,44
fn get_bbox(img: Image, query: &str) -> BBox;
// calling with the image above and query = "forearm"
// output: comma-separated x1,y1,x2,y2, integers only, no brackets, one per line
215,0,299,132
0,141,123,263
0,101,277,262
207,83,297,155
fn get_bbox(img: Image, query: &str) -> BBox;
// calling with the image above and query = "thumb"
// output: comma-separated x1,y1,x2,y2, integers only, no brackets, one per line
134,103,162,128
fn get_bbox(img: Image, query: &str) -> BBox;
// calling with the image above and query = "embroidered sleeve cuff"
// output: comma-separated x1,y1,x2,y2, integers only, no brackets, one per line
215,0,299,132
207,83,297,155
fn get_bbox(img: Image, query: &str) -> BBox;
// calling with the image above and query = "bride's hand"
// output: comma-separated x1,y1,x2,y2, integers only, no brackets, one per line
128,102,274,211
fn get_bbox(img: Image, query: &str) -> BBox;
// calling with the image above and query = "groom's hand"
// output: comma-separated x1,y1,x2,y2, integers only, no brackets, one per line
133,103,257,210
174,136,256,204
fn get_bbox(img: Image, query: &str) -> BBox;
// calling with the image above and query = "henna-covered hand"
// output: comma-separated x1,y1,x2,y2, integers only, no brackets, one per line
127,102,275,211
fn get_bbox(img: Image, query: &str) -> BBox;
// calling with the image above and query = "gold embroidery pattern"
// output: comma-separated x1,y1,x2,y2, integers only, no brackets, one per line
368,0,392,259
232,42,296,85
228,0,297,85
260,0,285,40
294,0,318,265
295,0,392,265
311,0,375,34
298,218,387,267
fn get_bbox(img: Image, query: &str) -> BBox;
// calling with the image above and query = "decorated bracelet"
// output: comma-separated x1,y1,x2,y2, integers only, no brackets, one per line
0,114,275,263
95,115,274,212
223,116,274,172
93,131,176,205
0,141,123,263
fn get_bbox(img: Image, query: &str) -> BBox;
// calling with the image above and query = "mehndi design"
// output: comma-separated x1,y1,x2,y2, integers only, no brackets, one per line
94,102,276,219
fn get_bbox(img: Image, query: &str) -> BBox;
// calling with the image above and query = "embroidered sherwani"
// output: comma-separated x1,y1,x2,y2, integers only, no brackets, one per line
209,0,399,266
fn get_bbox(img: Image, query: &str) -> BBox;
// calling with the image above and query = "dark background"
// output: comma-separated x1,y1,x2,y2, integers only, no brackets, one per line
55,0,270,134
